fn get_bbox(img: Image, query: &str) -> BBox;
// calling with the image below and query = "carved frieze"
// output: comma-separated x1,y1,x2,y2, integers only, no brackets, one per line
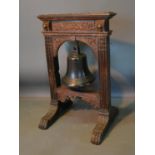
52,37,75,56
52,20,95,32
76,37,98,57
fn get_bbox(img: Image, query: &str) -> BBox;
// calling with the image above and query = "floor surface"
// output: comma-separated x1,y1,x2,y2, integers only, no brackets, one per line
20,97,135,155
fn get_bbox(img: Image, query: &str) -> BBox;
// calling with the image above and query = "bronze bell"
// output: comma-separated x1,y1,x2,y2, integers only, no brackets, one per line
62,41,94,89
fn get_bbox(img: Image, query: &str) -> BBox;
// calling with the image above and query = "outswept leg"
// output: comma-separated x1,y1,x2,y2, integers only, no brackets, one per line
38,99,73,130
91,106,118,145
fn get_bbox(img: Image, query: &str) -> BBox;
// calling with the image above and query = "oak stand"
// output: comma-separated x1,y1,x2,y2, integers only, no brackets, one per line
37,12,118,145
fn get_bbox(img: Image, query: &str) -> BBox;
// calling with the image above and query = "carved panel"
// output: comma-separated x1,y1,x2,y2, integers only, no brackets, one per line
43,21,111,111
98,36,110,112
52,37,65,56
52,20,96,32
56,85,100,109
52,36,75,56
76,37,98,58
44,35,57,99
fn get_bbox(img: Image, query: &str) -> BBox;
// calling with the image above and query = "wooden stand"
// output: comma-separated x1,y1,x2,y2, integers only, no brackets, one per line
37,12,118,145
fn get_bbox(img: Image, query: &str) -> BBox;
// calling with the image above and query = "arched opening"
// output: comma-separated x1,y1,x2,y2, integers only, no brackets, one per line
57,40,99,92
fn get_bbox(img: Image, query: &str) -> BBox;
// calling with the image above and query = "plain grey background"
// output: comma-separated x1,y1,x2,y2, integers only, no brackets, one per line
19,0,135,97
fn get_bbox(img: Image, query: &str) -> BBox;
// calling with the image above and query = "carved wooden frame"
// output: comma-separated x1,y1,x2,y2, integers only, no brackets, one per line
38,12,118,145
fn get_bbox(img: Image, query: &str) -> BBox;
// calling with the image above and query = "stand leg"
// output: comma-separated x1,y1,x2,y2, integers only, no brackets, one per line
38,99,73,129
91,106,118,145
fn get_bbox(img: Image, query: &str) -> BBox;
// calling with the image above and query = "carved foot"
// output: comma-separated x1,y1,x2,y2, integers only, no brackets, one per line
39,109,54,129
91,106,118,145
39,99,73,130
91,115,109,145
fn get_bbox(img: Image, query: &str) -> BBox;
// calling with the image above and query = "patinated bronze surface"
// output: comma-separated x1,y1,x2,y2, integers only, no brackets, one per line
37,12,118,145
62,41,94,89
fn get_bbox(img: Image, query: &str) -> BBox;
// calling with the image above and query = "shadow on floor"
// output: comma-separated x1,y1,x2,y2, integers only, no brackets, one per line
100,100,135,143
69,97,135,144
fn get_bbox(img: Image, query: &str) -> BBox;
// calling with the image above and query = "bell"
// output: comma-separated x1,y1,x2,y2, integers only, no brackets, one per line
62,41,94,89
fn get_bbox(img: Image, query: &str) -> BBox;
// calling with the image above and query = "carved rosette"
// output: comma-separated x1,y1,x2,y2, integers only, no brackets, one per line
43,21,52,31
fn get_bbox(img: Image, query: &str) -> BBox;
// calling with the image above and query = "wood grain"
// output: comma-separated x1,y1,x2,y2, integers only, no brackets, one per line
38,11,118,145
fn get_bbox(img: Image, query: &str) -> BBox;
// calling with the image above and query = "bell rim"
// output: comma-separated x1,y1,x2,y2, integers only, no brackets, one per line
62,75,95,88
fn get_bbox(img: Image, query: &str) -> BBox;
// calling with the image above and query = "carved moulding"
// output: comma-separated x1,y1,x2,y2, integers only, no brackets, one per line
52,36,75,56
76,36,98,58
51,35,98,58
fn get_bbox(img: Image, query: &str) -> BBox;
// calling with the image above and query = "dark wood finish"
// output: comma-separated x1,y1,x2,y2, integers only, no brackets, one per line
56,85,100,108
91,106,118,144
39,99,73,129
37,12,118,145
38,12,116,21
